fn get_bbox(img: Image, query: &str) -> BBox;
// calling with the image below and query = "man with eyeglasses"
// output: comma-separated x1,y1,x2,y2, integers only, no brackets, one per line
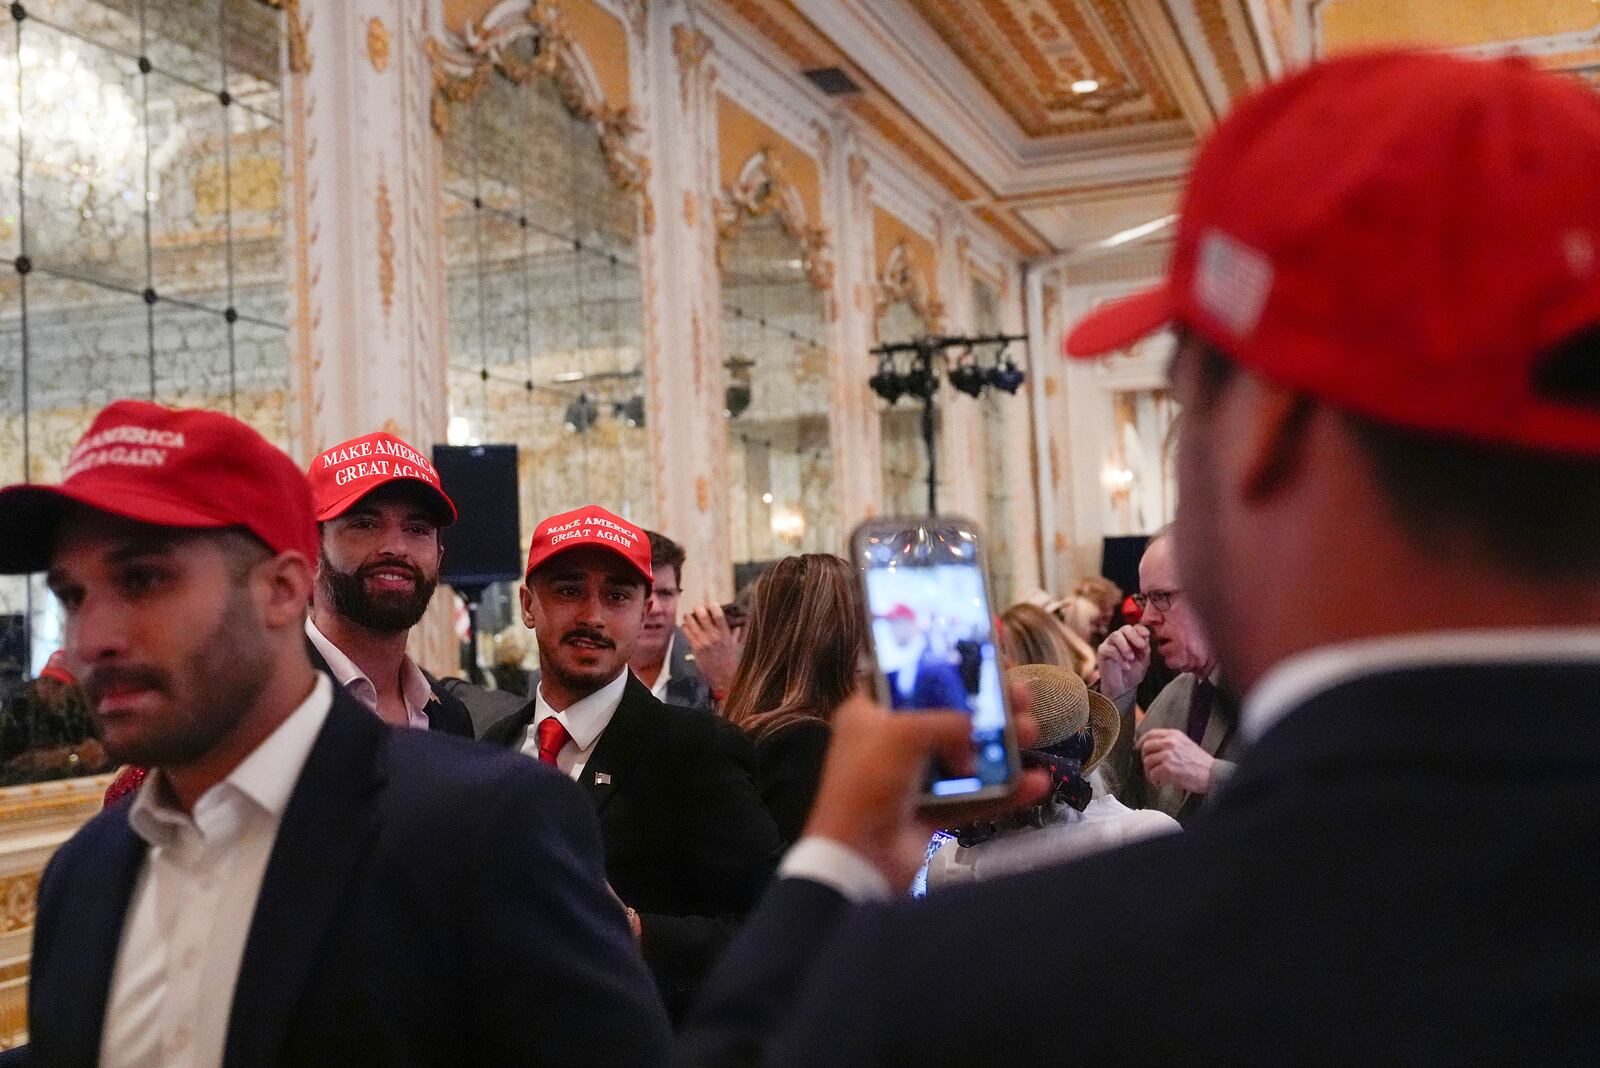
1098,530,1236,823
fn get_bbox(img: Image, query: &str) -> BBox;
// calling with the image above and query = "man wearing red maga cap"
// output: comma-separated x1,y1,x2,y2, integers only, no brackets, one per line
482,504,784,1022
679,52,1600,1063
2,402,670,1066
305,431,473,737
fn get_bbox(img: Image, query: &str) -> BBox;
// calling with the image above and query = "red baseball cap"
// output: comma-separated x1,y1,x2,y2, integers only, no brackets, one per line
0,400,319,573
525,506,652,584
309,432,457,525
1064,51,1600,456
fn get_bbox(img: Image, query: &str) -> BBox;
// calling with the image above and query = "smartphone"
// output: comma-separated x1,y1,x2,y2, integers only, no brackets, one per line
719,601,748,628
850,516,1020,806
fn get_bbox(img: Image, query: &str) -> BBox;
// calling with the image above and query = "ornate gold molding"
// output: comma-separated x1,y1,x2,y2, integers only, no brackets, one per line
673,25,713,110
875,240,944,329
376,180,396,312
262,0,311,74
716,147,834,292
367,16,391,73
428,4,651,201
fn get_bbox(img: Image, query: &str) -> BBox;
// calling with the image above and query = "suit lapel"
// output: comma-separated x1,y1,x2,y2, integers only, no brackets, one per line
221,694,386,1068
580,676,653,814
56,815,147,1066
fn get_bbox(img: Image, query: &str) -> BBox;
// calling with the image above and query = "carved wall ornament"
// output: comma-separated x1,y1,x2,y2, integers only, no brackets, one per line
367,16,391,73
376,179,396,312
428,3,651,200
875,240,944,330
262,0,311,74
716,147,835,292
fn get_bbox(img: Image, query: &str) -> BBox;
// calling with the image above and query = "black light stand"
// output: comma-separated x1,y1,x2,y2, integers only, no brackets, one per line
868,333,1028,514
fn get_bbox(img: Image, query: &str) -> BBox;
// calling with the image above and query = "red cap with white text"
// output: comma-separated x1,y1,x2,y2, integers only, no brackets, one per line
308,431,457,525
525,506,652,584
1063,51,1600,455
0,400,319,573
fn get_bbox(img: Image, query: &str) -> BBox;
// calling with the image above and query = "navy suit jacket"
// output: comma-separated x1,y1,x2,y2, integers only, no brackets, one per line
484,674,784,1020
680,660,1600,1065
27,690,670,1067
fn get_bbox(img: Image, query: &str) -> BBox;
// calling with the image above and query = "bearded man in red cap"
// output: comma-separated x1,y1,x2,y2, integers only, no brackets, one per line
4,402,669,1067
680,51,1600,1064
305,431,473,736
482,505,784,1023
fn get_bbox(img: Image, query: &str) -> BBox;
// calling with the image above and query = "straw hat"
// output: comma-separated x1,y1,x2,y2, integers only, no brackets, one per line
1005,663,1120,773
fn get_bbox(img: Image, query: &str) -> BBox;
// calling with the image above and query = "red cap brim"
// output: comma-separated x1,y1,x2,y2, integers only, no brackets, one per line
314,478,458,526
0,483,237,574
1063,286,1175,358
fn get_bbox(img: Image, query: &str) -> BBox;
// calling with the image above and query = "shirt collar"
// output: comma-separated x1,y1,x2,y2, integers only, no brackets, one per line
649,632,676,699
128,672,335,847
535,668,629,752
306,617,432,722
1242,626,1600,746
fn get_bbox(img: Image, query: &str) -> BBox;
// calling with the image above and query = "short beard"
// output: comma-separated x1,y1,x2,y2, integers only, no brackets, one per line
318,548,437,634
92,582,274,768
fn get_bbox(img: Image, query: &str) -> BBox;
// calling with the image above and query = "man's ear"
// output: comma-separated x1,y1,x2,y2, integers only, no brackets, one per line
260,551,316,628
520,582,538,630
1231,377,1316,504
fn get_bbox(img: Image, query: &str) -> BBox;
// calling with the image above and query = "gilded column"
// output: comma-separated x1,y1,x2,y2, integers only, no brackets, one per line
823,130,884,527
285,0,452,668
635,2,734,605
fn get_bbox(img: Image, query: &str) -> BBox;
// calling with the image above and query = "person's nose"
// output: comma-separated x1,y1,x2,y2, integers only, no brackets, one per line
575,591,607,628
68,591,131,668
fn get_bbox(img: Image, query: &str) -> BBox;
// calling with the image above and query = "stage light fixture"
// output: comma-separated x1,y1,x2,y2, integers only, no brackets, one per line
564,393,600,433
725,382,753,418
869,363,906,403
948,362,986,398
988,360,1026,395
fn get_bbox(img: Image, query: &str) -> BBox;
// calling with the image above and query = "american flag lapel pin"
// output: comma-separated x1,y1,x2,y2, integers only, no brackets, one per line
595,772,612,786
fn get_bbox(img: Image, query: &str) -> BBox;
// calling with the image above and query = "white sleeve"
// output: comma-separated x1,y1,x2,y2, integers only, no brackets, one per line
779,837,893,903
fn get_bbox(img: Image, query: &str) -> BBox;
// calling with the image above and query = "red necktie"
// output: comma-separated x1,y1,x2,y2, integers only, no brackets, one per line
535,716,571,767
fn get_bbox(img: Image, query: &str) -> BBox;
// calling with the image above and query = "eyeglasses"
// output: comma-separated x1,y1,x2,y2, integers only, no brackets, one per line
1131,588,1182,612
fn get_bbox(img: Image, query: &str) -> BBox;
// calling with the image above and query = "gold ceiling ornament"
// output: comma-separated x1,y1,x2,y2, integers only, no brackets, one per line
367,16,391,73
1043,77,1145,116
875,240,944,330
429,2,651,199
261,0,311,74
716,147,835,292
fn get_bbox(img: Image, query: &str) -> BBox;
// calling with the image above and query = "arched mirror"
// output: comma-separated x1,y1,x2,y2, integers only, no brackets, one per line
438,19,650,645
719,158,835,570
0,0,290,785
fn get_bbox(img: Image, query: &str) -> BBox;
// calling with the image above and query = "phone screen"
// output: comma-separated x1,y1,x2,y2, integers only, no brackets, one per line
854,518,1017,801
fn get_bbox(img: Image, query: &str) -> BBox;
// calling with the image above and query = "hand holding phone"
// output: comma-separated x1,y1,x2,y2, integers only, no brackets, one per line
851,516,1022,807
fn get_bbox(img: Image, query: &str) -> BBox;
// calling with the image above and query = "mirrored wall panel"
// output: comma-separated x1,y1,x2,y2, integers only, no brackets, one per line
720,212,835,567
0,0,288,782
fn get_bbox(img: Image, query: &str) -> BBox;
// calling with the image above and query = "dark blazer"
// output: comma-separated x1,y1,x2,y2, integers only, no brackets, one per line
662,630,715,711
680,660,1600,1065
27,690,670,1067
306,637,475,738
484,674,785,1019
751,718,831,844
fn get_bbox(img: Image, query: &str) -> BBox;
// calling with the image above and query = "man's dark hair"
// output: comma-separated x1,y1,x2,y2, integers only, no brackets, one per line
646,530,686,583
1177,330,1600,580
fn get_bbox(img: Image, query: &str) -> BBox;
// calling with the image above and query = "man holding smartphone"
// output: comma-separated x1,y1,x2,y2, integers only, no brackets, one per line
679,51,1600,1064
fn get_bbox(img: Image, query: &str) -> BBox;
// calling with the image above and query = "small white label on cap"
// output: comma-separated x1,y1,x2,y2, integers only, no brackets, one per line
1194,229,1273,338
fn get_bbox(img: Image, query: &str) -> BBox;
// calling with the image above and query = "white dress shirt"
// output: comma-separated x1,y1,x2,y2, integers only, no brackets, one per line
924,791,1180,890
647,633,676,703
786,627,1600,903
519,668,630,781
100,674,334,1068
306,617,432,729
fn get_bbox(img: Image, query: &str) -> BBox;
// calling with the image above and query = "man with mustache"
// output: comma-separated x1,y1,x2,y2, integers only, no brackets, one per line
5,402,669,1066
483,506,784,1022
306,432,473,736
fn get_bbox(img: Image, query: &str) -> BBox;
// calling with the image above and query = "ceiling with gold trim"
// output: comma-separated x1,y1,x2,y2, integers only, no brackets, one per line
713,0,1600,258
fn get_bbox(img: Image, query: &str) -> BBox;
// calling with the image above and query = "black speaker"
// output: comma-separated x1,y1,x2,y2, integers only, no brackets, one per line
1100,535,1151,598
432,444,523,589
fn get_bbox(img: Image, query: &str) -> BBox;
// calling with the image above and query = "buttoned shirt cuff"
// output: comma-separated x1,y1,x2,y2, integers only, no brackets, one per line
779,837,892,904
